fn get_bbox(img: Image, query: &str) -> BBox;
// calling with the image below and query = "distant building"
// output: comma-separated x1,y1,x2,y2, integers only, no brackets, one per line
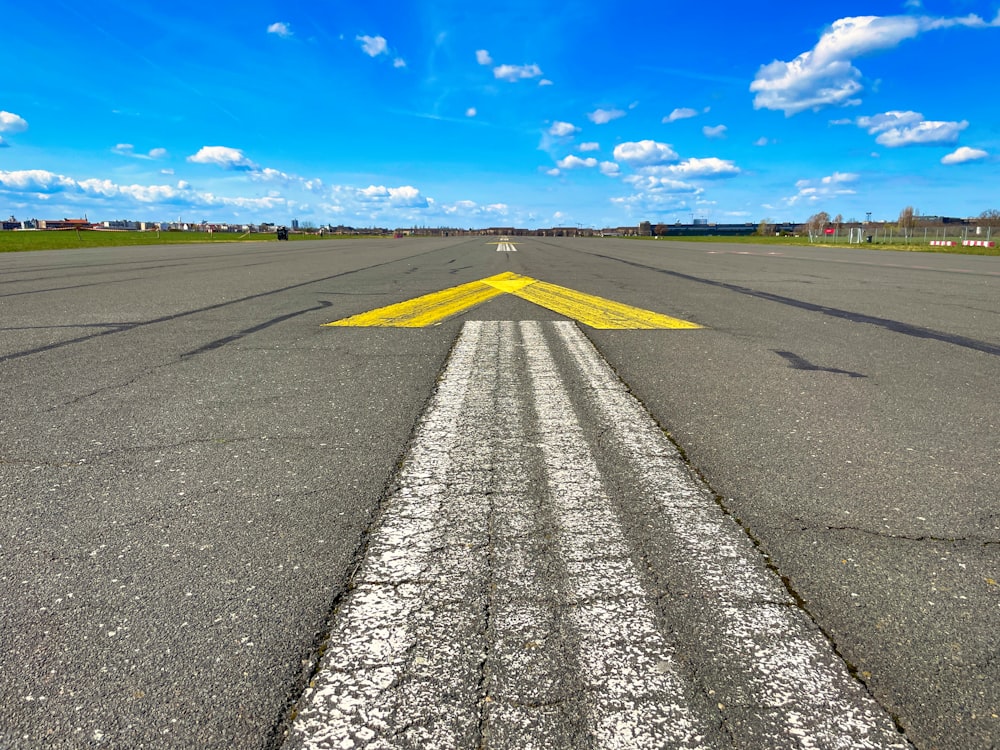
291,219,299,230
37,218,92,230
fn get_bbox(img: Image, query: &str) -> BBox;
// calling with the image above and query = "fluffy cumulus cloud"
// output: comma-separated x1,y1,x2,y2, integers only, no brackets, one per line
267,22,292,38
588,108,626,125
857,110,967,146
187,146,257,170
0,169,77,193
941,146,988,165
751,13,1000,115
442,200,508,217
599,161,620,177
0,110,28,133
476,49,493,66
548,121,579,137
785,172,859,205
493,63,543,82
356,184,428,208
663,107,699,123
579,142,600,152
702,125,727,139
653,157,740,178
612,140,678,167
357,35,388,57
556,155,598,170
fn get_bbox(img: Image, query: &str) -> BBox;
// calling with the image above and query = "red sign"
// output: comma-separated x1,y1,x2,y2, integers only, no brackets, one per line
824,228,835,234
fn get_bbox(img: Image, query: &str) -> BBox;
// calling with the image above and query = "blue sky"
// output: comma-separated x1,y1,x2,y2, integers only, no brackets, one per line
2,1,999,228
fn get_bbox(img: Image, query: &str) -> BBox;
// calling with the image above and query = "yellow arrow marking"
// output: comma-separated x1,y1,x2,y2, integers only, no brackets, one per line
324,278,504,327
324,272,701,329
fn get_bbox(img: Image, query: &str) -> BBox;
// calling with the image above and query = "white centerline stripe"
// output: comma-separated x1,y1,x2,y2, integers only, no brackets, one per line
553,321,910,749
285,320,909,750
519,321,707,748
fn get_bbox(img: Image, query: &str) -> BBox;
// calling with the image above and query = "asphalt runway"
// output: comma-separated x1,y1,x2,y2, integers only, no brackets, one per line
0,237,996,748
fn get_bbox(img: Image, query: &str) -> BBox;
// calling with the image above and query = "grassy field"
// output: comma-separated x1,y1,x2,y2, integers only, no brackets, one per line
2,229,998,257
0,230,370,253
638,234,1000,256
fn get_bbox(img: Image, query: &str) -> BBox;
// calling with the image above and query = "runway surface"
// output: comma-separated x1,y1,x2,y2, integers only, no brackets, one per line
0,236,996,748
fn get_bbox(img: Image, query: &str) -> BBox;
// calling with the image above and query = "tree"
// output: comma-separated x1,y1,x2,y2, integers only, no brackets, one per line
756,218,773,236
979,209,1000,227
807,211,830,236
898,206,915,238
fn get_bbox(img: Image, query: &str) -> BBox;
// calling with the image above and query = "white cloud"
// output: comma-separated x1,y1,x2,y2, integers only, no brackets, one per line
821,171,859,184
702,124,727,139
874,119,967,147
0,110,28,133
600,161,620,177
466,107,477,117
187,146,257,170
442,200,509,216
663,107,699,123
356,184,428,207
941,146,988,164
393,57,407,68
549,121,579,137
476,49,493,65
546,168,561,176
653,157,741,179
856,111,968,146
0,169,77,193
751,13,1000,115
538,79,553,87
785,172,859,205
579,142,600,152
267,22,292,38
588,108,626,125
557,155,598,170
357,35,388,57
113,143,168,160
612,140,678,167
0,136,7,148
494,63,543,82
856,110,924,133
754,137,771,146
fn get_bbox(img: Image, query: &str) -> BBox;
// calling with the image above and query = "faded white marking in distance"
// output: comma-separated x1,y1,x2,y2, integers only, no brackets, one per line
519,321,706,748
553,321,910,749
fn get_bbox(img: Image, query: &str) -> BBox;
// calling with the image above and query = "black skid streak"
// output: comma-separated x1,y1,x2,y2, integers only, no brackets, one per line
181,301,332,358
0,250,438,365
591,253,1000,358
772,350,867,378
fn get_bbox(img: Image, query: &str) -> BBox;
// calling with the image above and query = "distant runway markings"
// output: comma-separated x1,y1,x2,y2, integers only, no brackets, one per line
324,272,701,329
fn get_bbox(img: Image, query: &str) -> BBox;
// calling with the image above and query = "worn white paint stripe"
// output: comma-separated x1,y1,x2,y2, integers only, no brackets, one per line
286,321,709,749
519,321,707,749
496,241,517,252
553,321,910,749
285,321,492,749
